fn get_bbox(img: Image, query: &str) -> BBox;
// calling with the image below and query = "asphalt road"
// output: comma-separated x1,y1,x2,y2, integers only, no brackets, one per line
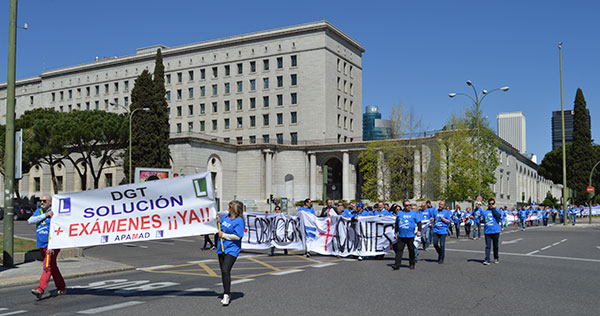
1,222,599,315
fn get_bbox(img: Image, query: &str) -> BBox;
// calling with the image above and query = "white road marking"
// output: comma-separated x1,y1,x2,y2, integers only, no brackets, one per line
77,301,144,314
271,269,304,276
446,248,600,263
0,309,7,311
216,278,254,286
122,243,148,249
501,238,523,245
0,311,27,316
163,287,209,297
136,265,173,271
526,250,540,255
312,263,337,268
541,245,552,250
188,259,216,264
237,254,257,259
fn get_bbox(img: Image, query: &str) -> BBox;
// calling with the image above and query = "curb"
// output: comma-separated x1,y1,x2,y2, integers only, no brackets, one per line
0,261,135,289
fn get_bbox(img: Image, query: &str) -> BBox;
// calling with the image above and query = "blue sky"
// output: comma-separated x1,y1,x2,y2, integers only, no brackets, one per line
1,0,598,160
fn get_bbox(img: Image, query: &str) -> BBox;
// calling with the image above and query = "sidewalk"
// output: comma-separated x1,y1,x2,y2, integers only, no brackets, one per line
0,256,134,288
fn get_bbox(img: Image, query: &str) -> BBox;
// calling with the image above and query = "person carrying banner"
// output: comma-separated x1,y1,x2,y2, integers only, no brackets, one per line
452,205,462,239
28,194,66,299
270,206,289,256
464,207,473,238
481,198,502,265
392,200,422,270
320,199,336,217
298,199,315,215
431,200,452,264
472,204,482,239
216,200,246,306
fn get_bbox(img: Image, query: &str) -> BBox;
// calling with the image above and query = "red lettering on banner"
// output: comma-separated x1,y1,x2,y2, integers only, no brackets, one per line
319,218,334,251
200,208,205,222
177,211,187,225
54,227,64,236
129,217,139,230
189,209,202,224
69,224,78,237
79,222,91,236
205,208,209,221
103,220,116,233
151,215,161,228
117,218,127,232
140,216,150,230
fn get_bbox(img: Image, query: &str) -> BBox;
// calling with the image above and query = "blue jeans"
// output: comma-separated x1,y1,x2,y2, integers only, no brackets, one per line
433,233,447,262
473,223,481,238
485,233,500,262
421,225,430,249
520,219,526,230
571,215,576,225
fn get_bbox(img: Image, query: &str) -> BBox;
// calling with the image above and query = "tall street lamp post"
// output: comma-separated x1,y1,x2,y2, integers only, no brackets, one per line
449,80,509,201
111,102,150,183
558,42,568,226
588,161,600,224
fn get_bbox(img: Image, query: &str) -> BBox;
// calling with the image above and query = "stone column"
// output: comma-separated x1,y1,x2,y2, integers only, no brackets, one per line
265,150,272,199
309,152,317,200
342,151,350,201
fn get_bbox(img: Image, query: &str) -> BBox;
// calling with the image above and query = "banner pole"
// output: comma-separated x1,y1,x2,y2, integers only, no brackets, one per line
217,221,225,253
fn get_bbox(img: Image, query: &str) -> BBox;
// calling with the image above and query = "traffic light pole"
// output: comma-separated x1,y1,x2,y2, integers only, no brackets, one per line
588,161,600,224
3,0,18,267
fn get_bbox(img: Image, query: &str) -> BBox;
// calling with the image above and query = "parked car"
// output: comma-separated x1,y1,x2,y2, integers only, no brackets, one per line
14,204,34,220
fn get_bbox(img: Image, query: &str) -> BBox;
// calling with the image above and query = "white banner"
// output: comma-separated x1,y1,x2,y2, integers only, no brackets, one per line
242,212,305,250
48,173,218,249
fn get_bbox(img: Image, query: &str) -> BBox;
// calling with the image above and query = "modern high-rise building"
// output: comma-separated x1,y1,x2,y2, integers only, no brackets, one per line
550,109,591,150
362,105,392,141
497,112,526,153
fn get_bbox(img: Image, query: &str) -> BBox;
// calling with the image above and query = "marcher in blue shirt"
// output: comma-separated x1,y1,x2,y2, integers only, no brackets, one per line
542,207,550,226
570,206,577,225
392,200,422,270
418,203,430,250
431,200,452,264
518,207,527,231
472,205,482,239
452,205,463,239
216,200,246,306
297,199,315,215
559,208,565,224
463,208,473,238
423,201,435,249
481,198,502,265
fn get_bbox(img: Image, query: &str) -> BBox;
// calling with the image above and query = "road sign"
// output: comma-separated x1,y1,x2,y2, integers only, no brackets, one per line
586,186,594,193
476,195,483,202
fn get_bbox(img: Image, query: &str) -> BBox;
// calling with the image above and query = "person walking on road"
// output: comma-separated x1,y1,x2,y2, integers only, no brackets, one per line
216,200,246,306
392,200,422,270
481,199,502,265
270,206,289,256
28,194,66,299
431,200,452,264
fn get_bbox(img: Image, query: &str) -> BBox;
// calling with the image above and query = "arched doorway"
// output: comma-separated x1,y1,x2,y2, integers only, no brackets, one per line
207,155,223,211
323,158,342,201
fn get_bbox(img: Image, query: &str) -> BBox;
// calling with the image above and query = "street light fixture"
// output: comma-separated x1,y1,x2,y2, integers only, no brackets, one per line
448,80,509,201
111,102,150,183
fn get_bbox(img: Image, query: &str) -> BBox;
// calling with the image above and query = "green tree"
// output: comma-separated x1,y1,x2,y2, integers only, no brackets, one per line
62,110,127,189
431,109,499,204
539,144,572,184
15,109,72,194
152,49,171,168
541,191,560,208
359,140,414,201
569,88,594,204
126,49,171,182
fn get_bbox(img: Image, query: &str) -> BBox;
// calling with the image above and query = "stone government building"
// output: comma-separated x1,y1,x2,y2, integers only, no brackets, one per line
0,21,561,211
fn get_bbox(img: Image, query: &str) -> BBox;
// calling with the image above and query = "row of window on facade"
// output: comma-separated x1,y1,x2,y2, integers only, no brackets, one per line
174,112,299,132
51,81,130,103
169,93,298,117
166,74,298,100
336,77,354,95
56,97,128,113
166,55,298,84
336,58,354,78
30,173,113,192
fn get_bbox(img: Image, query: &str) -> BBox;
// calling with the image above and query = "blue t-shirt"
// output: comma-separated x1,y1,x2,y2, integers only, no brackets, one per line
298,207,315,215
482,208,501,234
342,209,355,218
473,208,482,223
32,208,52,248
452,210,462,224
519,209,527,220
396,210,421,238
431,209,452,234
216,215,245,257
359,210,371,217
379,209,392,216
463,212,473,225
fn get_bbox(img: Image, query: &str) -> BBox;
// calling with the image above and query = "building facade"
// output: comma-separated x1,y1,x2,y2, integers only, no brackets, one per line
0,22,561,211
497,112,526,153
362,105,392,141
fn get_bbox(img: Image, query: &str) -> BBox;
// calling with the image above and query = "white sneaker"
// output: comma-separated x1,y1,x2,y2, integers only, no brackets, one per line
221,294,230,306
